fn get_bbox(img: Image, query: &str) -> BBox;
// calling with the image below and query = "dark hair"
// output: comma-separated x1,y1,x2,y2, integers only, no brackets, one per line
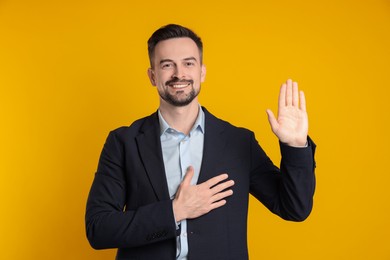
147,24,203,67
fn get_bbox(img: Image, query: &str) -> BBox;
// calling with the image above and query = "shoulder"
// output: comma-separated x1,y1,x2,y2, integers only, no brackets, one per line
108,111,159,140
202,107,254,137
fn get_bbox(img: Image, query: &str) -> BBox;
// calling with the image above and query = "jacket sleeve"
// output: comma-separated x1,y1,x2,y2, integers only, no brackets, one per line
85,130,177,249
249,134,316,221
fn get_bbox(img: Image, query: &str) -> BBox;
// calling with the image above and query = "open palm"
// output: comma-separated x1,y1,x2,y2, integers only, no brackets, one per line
266,79,308,147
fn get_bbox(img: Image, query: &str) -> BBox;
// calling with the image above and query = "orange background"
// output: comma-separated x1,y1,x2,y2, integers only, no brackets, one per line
1,0,389,259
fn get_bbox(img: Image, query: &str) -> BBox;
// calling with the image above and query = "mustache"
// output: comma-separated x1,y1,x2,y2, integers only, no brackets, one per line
165,78,194,86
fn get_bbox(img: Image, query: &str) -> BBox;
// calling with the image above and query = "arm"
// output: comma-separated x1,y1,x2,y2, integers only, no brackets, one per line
250,136,316,221
251,79,316,220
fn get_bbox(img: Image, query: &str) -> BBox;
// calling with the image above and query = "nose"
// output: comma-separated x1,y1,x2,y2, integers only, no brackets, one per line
172,65,185,79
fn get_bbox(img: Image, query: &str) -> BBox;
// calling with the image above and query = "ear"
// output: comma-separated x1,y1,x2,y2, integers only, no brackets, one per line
147,68,156,86
201,64,206,83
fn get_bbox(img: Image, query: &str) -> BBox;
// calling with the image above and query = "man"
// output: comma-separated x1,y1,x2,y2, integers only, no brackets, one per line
86,24,316,260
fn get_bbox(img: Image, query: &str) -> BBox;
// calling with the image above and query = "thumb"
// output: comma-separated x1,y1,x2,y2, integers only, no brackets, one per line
182,166,194,187
266,109,278,132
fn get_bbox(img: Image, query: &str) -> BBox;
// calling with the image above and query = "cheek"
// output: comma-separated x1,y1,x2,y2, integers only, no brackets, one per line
153,75,165,86
157,72,172,83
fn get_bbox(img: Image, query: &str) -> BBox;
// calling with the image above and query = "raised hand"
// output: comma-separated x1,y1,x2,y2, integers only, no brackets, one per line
172,166,234,222
266,79,308,147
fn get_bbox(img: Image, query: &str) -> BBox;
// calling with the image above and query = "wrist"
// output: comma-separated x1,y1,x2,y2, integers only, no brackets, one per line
172,199,185,222
283,137,308,148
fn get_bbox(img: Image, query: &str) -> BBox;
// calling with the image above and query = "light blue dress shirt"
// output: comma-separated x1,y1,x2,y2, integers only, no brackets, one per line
158,107,205,260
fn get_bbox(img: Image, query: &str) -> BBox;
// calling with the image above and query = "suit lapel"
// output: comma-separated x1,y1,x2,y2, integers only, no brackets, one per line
135,112,170,201
198,108,228,184
135,108,228,198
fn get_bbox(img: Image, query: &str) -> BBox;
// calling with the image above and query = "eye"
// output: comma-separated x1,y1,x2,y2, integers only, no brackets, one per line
185,61,195,67
161,63,173,69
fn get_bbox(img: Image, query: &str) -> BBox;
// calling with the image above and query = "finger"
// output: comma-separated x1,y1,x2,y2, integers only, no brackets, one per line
292,81,299,107
299,90,306,112
182,166,194,187
266,109,278,133
211,179,235,194
279,82,287,108
209,199,227,211
212,189,234,202
286,79,293,106
204,173,229,188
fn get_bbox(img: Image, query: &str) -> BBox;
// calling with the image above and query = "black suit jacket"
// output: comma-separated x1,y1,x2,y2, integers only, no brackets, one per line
86,107,316,260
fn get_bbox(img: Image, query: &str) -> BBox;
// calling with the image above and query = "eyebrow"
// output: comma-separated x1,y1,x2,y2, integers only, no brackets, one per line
159,57,198,64
183,57,197,62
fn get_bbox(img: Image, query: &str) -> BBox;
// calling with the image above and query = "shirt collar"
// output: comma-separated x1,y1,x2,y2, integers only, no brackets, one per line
158,105,205,136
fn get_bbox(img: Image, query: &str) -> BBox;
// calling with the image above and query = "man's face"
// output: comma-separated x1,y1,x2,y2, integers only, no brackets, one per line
148,37,206,107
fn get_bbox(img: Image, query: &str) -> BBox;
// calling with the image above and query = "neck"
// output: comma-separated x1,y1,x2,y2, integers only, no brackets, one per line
159,100,200,135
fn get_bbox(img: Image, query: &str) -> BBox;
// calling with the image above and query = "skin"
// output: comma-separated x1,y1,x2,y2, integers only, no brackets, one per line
147,37,206,135
147,37,309,222
266,79,308,147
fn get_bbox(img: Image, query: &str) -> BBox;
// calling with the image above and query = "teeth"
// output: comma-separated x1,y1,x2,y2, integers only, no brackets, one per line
171,83,190,89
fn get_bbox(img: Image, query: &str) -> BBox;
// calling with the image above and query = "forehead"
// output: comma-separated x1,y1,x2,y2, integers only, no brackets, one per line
153,37,201,62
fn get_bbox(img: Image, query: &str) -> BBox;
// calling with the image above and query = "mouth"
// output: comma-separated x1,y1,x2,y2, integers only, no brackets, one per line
169,82,191,89
166,79,194,90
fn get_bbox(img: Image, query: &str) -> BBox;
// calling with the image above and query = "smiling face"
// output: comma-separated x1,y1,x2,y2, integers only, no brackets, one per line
147,37,206,107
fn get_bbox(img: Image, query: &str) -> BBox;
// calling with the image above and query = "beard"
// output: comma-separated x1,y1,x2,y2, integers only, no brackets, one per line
158,79,200,107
